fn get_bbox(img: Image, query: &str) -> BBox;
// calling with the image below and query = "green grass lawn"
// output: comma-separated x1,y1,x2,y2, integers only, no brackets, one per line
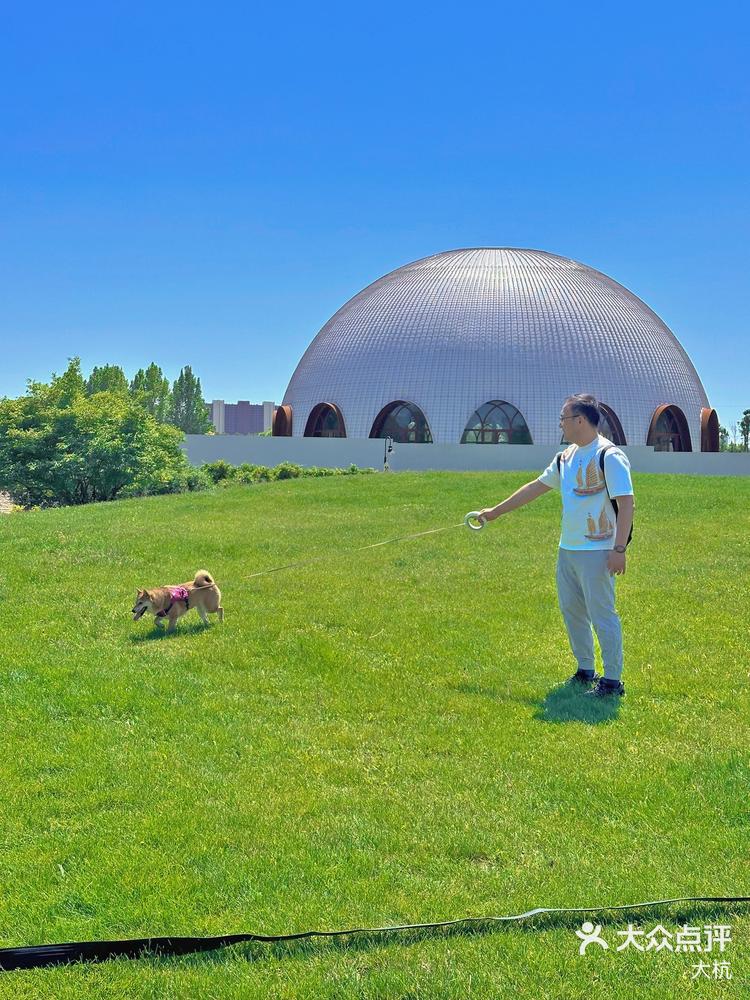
0,471,749,999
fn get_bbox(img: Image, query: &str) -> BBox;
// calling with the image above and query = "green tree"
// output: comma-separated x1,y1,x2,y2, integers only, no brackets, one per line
86,364,129,396
31,357,87,408
740,410,750,451
0,367,206,506
719,425,730,451
130,362,172,422
168,365,211,434
730,422,740,451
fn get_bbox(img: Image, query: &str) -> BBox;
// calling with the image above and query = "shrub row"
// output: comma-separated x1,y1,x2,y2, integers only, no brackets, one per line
3,459,375,512
201,460,376,484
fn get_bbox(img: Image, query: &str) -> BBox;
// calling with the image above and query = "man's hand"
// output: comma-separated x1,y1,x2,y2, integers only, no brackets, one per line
607,550,626,576
477,506,499,524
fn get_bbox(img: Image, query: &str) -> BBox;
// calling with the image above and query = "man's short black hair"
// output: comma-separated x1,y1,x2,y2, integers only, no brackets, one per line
563,393,601,427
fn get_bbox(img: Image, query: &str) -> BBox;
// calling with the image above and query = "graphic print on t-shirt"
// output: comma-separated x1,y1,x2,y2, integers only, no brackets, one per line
573,456,607,496
584,506,614,541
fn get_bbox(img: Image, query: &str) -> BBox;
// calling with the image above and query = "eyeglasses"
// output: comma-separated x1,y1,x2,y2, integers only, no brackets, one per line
559,412,580,424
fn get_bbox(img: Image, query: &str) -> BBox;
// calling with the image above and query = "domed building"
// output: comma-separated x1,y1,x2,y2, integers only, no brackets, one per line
274,248,718,451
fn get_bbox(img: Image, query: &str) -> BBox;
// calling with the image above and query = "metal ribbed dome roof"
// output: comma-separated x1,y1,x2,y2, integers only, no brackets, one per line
282,248,709,446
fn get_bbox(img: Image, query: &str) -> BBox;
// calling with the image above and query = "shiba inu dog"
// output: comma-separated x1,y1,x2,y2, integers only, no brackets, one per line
132,570,224,632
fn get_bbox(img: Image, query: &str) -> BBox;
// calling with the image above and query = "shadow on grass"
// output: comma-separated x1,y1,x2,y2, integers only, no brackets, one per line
129,621,209,643
533,682,621,725
448,680,620,725
158,900,747,969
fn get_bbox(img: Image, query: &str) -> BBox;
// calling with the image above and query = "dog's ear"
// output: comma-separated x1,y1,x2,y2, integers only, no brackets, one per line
142,589,152,601
135,589,144,599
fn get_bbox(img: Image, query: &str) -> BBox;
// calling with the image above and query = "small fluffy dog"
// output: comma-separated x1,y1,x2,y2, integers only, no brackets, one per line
132,570,224,632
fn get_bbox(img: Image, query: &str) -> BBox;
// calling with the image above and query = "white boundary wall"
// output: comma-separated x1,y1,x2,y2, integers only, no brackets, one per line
183,436,750,477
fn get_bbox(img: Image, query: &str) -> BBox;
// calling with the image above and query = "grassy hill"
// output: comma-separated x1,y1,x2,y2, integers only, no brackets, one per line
0,471,748,999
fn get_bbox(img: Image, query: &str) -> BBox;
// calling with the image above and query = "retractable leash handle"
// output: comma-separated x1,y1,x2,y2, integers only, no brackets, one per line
464,511,486,531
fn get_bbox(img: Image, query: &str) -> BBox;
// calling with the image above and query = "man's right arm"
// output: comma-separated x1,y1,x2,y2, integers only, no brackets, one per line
478,479,552,522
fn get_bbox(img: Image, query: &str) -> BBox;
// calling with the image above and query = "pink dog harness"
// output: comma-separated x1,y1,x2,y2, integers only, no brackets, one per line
155,586,190,617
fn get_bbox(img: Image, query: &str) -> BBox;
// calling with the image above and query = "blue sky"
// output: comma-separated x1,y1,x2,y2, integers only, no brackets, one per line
1,1,748,430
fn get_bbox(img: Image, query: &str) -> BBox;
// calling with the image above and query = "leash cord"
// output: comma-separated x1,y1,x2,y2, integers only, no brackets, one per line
189,520,467,588
2,896,748,970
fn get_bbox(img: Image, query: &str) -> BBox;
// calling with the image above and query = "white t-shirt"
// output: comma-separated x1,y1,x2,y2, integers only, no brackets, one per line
537,434,634,551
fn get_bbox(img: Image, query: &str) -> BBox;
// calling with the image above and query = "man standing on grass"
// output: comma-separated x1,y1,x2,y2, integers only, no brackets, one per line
477,394,635,698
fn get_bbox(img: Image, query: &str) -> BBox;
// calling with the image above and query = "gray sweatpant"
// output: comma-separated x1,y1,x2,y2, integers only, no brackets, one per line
555,549,624,681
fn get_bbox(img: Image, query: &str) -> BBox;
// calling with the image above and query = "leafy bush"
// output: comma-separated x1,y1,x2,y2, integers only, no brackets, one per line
273,462,303,480
181,467,214,492
0,359,206,508
226,463,274,484
120,465,213,498
199,460,376,485
231,464,254,484
202,460,236,483
230,461,376,482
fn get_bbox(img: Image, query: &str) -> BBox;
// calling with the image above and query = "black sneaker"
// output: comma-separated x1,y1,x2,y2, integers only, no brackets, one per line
566,669,601,686
584,677,625,698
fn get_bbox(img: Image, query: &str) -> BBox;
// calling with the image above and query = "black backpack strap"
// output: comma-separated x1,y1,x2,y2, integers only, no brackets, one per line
598,445,633,546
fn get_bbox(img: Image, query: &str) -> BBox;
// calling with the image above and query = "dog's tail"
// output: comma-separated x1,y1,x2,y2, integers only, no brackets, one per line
194,570,215,587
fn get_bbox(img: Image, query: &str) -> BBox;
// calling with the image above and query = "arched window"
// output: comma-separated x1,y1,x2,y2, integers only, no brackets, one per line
272,404,293,437
598,403,627,445
304,402,346,438
369,401,433,443
461,400,532,444
700,407,719,452
647,404,692,452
